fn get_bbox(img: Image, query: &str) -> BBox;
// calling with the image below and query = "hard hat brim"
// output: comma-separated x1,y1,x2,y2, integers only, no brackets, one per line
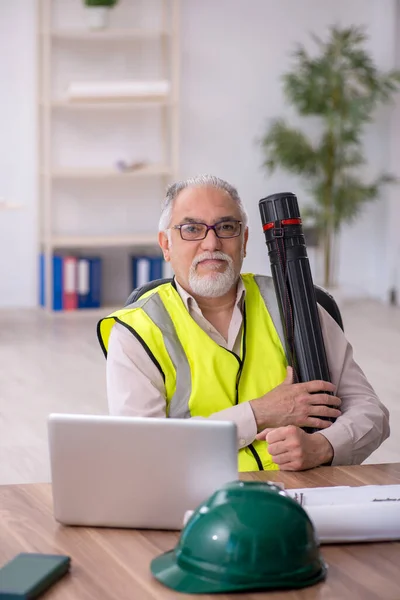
151,550,327,594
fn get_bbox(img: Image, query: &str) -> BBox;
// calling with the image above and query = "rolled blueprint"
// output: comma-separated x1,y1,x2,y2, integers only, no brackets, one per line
307,503,400,543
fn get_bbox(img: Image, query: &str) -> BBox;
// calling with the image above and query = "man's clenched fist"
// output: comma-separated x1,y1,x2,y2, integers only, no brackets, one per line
256,425,334,471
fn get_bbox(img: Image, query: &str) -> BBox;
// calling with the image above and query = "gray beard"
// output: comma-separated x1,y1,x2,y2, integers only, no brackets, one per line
188,252,237,298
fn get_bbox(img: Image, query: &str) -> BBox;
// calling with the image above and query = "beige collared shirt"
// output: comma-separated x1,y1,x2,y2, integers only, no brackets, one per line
106,277,389,466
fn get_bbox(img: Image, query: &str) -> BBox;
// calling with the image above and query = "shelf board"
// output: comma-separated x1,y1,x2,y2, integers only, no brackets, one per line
50,165,171,180
50,98,170,109
46,29,170,41
50,234,159,248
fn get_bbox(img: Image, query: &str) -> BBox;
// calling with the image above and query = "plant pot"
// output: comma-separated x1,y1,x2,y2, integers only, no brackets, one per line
85,7,110,30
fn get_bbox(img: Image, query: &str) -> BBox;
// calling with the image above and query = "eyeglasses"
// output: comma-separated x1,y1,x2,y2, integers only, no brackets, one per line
172,220,242,241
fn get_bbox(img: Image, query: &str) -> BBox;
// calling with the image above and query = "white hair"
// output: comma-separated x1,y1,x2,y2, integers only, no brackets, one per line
158,174,249,232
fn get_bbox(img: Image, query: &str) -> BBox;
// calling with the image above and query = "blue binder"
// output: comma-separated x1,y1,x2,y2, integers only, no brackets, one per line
39,254,63,310
150,256,163,281
89,257,102,308
131,255,163,290
77,257,102,309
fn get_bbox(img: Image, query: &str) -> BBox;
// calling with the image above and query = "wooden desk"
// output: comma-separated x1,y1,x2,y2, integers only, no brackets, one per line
1,463,400,600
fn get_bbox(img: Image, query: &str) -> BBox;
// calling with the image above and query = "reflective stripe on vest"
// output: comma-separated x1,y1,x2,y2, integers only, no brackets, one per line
140,293,191,419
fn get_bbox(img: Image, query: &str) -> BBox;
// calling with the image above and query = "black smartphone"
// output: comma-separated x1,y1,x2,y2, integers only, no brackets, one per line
0,553,70,599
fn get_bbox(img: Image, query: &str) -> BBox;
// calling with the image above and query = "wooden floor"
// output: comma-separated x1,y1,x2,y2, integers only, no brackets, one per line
1,300,399,484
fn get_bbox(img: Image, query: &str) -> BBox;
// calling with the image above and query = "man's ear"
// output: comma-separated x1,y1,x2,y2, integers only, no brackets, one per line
158,231,171,262
243,227,249,258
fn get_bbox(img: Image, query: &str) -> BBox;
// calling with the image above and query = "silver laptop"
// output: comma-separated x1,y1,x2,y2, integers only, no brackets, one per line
48,414,238,530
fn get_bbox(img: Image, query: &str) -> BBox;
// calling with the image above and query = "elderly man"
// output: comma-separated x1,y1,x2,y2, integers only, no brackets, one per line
97,175,389,472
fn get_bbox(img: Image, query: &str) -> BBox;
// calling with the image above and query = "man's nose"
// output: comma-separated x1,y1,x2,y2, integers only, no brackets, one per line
200,227,222,251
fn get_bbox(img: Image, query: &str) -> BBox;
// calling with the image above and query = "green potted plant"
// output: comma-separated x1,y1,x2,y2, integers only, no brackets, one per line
83,0,119,30
261,26,400,288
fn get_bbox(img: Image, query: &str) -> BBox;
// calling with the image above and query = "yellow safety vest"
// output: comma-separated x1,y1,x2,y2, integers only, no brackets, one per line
97,274,288,472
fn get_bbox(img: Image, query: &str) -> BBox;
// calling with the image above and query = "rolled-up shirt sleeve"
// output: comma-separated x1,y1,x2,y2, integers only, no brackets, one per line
192,403,257,449
317,306,390,465
107,323,257,449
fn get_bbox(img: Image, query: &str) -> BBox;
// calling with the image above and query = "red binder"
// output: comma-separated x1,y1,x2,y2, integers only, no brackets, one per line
63,256,77,311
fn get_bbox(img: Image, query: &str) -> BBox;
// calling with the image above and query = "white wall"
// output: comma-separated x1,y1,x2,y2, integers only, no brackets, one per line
386,0,400,302
0,2,37,307
0,0,398,307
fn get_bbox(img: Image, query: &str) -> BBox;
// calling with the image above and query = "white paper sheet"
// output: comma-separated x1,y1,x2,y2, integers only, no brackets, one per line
306,503,400,543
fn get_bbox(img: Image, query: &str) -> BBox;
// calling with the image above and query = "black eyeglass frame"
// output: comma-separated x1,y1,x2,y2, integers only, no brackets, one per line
171,220,243,241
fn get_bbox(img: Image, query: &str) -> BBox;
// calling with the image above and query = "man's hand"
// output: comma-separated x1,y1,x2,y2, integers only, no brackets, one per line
249,367,341,431
256,425,334,471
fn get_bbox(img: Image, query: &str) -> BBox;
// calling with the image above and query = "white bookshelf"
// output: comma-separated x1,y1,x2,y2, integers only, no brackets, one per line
37,0,180,311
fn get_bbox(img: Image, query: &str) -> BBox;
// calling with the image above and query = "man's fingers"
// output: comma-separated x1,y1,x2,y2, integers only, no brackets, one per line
279,461,303,471
309,393,341,407
302,380,336,394
309,404,341,419
266,440,289,457
255,427,275,441
265,426,295,444
269,452,293,466
304,417,333,430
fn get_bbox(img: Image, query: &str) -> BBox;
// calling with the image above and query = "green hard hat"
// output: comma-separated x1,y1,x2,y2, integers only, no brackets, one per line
151,480,326,594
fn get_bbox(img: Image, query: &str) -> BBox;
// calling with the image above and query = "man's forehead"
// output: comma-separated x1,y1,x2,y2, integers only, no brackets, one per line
172,185,239,212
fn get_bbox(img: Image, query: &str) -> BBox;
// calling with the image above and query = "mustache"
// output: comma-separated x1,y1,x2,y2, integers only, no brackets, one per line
192,251,232,268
